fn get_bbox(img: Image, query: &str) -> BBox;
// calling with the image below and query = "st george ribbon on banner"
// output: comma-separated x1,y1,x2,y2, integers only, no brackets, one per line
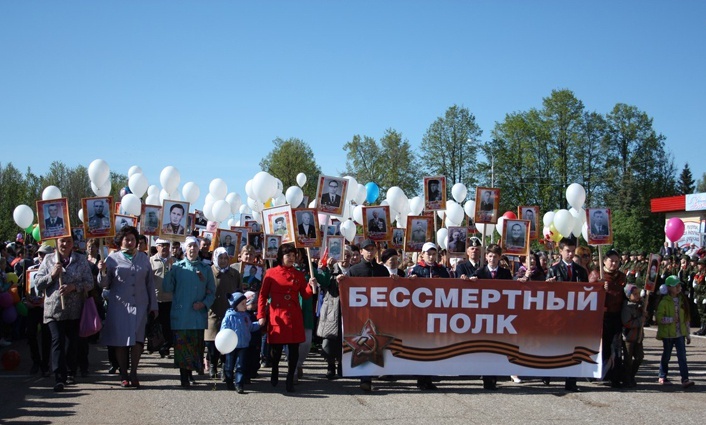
339,277,606,378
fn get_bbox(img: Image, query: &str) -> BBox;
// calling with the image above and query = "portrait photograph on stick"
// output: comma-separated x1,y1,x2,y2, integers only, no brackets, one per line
326,235,345,261
474,187,500,224
447,226,472,257
37,198,71,240
247,232,263,254
211,229,241,260
140,204,162,236
240,262,264,292
362,205,392,242
390,228,405,249
264,234,281,260
229,226,250,251
293,208,322,248
315,175,348,216
114,214,137,232
519,205,539,241
262,205,295,244
81,196,114,239
423,176,447,211
159,200,190,240
501,219,530,256
586,208,613,245
405,215,433,252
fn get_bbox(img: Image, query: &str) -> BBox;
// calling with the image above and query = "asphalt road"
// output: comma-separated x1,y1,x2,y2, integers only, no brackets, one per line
1,328,704,424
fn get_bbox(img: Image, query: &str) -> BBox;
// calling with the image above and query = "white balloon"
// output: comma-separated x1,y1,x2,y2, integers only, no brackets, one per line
396,212,408,228
344,176,358,192
386,186,406,212
444,216,461,228
127,165,142,178
159,166,181,194
209,178,228,200
252,172,276,202
569,207,585,237
581,222,589,242
202,202,215,222
212,200,231,222
436,210,445,220
543,211,555,228
145,194,160,206
42,185,62,200
238,204,252,215
181,182,200,204
409,196,425,215
121,194,142,216
227,218,238,228
215,329,238,354
339,219,356,242
476,223,495,235
565,183,586,210
445,200,464,225
497,217,506,237
285,186,304,207
225,192,242,214
159,189,171,205
355,183,367,205
451,183,467,203
244,179,255,200
147,184,160,197
308,200,317,208
13,205,34,229
296,173,307,187
272,194,286,207
553,209,574,237
128,173,149,198
437,228,448,249
169,190,181,201
274,178,284,198
463,200,476,218
204,193,217,207
77,208,84,223
88,159,110,187
92,180,111,197
247,197,264,213
352,205,364,224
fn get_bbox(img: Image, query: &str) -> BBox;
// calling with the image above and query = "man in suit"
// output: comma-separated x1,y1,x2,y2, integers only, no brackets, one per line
162,203,186,235
545,237,588,392
297,212,317,238
479,190,493,211
44,203,65,237
469,243,512,390
266,237,278,258
88,200,110,232
590,210,609,237
320,180,341,208
523,208,536,232
457,236,482,278
368,210,386,233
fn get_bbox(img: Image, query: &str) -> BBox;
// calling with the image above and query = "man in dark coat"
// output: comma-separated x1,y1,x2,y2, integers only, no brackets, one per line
456,237,482,279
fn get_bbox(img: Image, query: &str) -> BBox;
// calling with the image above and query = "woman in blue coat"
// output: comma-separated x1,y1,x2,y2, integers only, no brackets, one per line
97,226,157,388
163,236,216,387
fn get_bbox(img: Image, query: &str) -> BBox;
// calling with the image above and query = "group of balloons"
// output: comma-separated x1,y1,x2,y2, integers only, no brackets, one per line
0,274,28,326
539,183,589,243
12,184,68,243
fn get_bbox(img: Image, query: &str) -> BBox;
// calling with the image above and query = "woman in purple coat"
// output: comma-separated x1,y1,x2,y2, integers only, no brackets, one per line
98,226,157,388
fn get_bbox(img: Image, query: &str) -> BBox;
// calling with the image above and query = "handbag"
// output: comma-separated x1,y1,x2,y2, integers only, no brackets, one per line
146,320,166,353
79,297,103,338
316,291,340,339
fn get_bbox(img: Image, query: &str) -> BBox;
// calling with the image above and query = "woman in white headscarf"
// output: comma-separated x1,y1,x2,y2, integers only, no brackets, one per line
204,247,242,379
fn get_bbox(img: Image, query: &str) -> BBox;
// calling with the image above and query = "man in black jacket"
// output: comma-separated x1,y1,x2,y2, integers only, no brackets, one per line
456,237,482,279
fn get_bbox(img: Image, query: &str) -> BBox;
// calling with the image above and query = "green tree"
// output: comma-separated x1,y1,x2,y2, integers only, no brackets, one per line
421,105,482,199
678,163,695,194
342,129,421,198
260,138,322,201
696,172,706,193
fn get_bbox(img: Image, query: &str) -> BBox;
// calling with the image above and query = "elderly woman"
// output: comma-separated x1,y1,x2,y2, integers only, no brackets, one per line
164,236,216,388
205,247,241,379
257,243,317,392
97,226,157,388
34,235,93,392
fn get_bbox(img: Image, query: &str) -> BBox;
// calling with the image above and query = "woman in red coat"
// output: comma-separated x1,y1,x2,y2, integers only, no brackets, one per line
257,243,317,392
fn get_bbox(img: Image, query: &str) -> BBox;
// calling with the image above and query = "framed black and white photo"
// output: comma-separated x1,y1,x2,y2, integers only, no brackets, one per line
82,196,114,239
315,175,348,216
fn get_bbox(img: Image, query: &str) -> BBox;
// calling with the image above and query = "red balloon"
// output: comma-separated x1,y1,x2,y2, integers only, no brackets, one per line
502,211,517,220
1,349,21,371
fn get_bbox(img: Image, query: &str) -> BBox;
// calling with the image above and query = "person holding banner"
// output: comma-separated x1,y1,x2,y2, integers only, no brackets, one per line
456,237,482,279
545,237,588,392
601,249,628,388
470,243,512,390
409,242,450,279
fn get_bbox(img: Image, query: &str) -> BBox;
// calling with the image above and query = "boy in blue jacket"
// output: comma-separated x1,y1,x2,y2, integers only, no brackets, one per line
221,292,260,393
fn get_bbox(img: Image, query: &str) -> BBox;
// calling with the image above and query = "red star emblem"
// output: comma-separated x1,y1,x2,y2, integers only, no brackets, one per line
344,319,394,368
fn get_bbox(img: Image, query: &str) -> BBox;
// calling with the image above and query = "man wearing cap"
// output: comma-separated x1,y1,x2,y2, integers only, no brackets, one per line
456,237,483,278
545,238,588,392
150,238,175,358
601,249,628,387
619,252,630,273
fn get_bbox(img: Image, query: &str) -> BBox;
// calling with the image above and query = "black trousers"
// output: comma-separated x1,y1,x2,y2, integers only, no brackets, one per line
47,319,79,383
26,307,51,371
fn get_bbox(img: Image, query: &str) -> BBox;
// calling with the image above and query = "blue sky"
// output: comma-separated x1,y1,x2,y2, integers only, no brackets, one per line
2,1,704,214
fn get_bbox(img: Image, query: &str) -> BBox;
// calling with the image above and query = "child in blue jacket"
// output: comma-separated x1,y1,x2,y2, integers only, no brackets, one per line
221,292,260,393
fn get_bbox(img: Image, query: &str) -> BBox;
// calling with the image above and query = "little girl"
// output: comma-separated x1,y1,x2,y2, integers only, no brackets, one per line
221,292,260,393
656,276,695,388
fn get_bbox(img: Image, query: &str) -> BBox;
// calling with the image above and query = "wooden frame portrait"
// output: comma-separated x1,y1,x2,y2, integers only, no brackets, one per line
140,204,162,236
159,200,190,241
262,205,295,245
326,235,345,262
25,269,40,296
390,228,405,249
474,187,500,224
586,208,613,245
424,176,447,211
327,218,341,236
114,214,138,232
308,247,321,260
71,227,86,251
315,175,348,216
82,196,114,239
247,232,264,255
212,229,241,260
240,262,264,292
229,226,250,252
447,226,472,257
645,253,662,292
264,234,281,260
405,215,434,252
362,205,392,241
37,198,71,240
244,220,262,233
501,219,530,256
293,208,322,248
353,235,365,248
518,206,539,241
194,209,207,229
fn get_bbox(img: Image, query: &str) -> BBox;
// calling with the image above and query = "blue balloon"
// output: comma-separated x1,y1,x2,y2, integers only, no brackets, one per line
365,182,380,204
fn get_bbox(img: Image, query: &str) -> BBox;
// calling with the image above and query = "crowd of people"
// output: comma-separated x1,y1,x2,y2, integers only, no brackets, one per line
0,228,702,393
